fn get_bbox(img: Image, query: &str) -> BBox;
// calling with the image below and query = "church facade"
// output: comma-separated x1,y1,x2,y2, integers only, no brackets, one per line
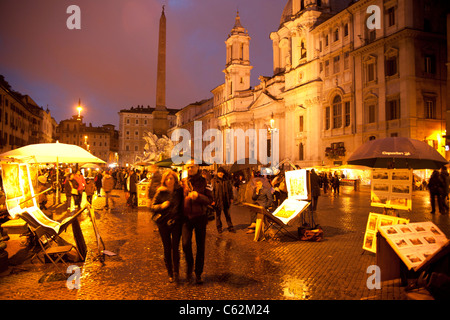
170,0,448,168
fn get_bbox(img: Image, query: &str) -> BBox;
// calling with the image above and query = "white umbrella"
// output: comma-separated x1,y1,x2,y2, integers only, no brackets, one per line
0,142,105,164
0,142,105,204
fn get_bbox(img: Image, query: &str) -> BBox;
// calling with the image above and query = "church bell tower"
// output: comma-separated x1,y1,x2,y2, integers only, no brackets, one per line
223,11,253,98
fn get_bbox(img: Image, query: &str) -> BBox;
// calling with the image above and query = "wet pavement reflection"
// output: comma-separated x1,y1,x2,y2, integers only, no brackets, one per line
1,186,449,300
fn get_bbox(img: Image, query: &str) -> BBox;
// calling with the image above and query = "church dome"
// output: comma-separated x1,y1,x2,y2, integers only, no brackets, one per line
280,0,293,25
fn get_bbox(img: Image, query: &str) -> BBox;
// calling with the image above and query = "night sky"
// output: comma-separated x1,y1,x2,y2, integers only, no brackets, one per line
0,0,286,128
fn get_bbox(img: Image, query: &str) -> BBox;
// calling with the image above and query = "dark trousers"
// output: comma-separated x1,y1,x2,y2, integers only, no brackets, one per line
430,192,445,213
182,215,207,277
158,222,182,277
215,205,233,231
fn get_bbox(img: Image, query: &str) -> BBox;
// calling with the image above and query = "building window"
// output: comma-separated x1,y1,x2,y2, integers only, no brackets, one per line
368,105,376,123
344,23,349,37
344,101,351,127
300,40,307,59
424,96,436,119
325,60,330,77
325,107,330,130
367,63,375,82
299,115,304,132
333,28,339,42
299,143,304,161
135,145,138,151
386,98,400,120
387,7,395,27
424,54,436,74
385,56,397,76
332,96,342,128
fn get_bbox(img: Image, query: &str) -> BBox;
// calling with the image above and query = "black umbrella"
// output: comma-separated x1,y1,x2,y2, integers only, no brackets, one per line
347,137,448,169
230,158,262,173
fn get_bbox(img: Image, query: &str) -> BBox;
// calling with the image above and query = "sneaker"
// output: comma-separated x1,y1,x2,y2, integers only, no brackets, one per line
246,229,255,234
228,227,236,233
217,228,223,234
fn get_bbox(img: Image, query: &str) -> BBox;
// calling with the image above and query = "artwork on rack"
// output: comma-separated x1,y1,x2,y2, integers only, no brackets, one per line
285,170,309,200
272,198,310,225
1,163,38,219
371,169,412,211
362,212,409,253
378,221,449,271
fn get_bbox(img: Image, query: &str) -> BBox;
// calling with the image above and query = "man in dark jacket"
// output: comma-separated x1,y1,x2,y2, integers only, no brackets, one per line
212,167,235,234
181,160,212,284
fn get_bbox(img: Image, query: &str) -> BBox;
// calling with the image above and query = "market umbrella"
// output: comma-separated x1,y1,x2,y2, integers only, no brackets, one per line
347,137,448,169
0,142,105,164
0,142,105,203
230,158,262,173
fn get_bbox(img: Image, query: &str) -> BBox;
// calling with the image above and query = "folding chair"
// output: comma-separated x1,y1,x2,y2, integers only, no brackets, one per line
262,209,299,241
20,208,85,273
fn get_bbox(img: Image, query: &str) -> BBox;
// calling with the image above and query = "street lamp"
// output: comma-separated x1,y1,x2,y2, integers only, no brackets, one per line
77,98,82,119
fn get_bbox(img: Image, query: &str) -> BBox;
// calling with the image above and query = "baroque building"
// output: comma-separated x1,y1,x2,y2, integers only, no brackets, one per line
170,0,449,168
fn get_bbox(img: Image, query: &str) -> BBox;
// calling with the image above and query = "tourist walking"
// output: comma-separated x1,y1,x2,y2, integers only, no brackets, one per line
332,172,340,195
94,171,103,196
125,169,138,208
150,170,184,284
211,167,235,234
74,171,85,209
181,160,212,284
85,178,96,205
102,171,115,209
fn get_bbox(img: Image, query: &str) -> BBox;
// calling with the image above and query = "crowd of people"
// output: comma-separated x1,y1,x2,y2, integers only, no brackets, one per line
28,162,450,286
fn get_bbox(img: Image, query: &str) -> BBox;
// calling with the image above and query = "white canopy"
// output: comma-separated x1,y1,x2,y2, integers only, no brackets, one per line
0,142,105,164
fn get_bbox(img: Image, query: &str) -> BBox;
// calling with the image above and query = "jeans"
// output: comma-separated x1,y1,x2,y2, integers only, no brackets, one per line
158,221,182,277
182,214,207,277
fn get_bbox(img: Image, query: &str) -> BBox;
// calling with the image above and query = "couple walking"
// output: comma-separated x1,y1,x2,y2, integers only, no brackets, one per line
149,160,212,285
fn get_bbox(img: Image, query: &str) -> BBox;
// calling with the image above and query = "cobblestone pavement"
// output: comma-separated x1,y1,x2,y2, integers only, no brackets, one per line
0,185,449,301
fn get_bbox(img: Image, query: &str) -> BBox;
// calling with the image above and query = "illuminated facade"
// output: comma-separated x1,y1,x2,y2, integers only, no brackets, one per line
171,0,448,167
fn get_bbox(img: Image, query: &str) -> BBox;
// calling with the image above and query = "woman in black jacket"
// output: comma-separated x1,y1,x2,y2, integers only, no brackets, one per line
150,170,184,284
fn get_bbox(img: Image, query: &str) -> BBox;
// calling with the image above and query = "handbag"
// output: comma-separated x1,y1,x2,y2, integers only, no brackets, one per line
69,181,78,195
298,225,323,242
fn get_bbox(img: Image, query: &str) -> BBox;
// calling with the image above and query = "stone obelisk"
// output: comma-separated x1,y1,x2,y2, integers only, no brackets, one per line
152,5,169,136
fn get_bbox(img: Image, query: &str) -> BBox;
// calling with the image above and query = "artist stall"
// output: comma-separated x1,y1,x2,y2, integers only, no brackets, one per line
244,169,322,242
0,145,115,270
